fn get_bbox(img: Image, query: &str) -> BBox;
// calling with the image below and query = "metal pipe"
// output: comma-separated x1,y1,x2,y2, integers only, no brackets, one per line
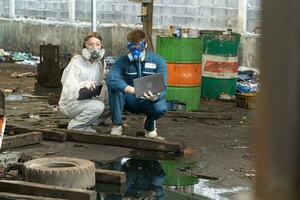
92,0,97,32
68,0,75,22
9,0,15,19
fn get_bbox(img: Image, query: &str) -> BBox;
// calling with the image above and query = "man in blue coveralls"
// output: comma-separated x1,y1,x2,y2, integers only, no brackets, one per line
106,29,167,140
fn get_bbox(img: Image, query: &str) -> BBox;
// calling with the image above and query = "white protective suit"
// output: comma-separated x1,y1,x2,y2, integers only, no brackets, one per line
59,55,106,131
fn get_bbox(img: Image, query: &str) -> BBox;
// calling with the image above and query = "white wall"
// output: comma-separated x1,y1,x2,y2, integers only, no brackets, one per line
0,0,262,32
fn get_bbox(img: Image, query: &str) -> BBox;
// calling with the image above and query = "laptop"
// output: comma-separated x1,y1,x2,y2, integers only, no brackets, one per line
133,73,164,98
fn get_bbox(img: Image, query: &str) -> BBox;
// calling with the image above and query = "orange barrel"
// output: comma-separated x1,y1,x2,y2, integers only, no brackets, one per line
166,63,202,86
156,36,203,111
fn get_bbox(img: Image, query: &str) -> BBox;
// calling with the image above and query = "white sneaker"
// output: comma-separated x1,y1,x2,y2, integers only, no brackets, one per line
71,126,97,133
110,125,122,136
145,129,165,140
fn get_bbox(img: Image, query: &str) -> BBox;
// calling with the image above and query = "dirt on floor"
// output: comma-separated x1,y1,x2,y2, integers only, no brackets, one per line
0,62,255,199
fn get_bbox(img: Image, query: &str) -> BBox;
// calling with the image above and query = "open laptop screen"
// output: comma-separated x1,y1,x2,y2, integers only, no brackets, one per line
133,73,164,98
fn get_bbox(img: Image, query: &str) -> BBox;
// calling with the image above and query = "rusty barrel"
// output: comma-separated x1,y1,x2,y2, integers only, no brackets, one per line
200,30,241,99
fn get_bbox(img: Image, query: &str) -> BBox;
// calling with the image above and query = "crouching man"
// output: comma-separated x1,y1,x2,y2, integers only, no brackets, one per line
106,29,167,140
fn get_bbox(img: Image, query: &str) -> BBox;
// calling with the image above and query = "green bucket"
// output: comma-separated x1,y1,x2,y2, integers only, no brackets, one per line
156,36,203,63
200,30,241,56
166,86,201,111
201,76,237,99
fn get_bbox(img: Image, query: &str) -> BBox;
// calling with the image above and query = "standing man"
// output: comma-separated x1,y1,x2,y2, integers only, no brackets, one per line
59,32,106,133
106,29,167,140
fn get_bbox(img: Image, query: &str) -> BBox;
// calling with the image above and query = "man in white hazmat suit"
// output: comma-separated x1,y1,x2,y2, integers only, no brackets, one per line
59,32,106,133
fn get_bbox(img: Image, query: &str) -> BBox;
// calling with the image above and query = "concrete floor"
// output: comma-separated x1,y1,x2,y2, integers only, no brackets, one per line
0,62,255,199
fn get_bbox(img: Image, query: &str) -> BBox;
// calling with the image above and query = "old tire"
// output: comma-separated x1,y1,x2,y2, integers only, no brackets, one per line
23,157,95,189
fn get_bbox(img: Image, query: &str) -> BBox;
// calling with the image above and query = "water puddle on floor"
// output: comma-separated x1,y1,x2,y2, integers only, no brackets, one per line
94,156,250,200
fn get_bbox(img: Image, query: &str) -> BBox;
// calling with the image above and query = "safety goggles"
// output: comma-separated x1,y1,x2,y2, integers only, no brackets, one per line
127,41,145,52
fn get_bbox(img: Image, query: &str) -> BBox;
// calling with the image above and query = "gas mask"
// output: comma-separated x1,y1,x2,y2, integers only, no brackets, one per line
82,48,105,61
127,41,146,62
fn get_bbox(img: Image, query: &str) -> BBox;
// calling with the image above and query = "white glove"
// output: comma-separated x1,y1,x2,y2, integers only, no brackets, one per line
83,81,96,90
141,90,159,101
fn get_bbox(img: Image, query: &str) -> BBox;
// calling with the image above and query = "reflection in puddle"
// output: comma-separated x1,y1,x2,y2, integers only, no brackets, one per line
95,159,249,200
98,159,165,200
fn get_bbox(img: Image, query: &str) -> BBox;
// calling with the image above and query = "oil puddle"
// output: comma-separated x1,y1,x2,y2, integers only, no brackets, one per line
94,157,250,200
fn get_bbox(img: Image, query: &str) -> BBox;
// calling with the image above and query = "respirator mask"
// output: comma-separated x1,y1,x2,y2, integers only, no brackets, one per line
82,46,105,61
127,41,146,62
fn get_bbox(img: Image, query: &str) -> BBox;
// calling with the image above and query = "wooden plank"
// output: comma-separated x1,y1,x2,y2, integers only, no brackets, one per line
1,132,42,150
9,125,184,152
40,129,67,142
0,192,67,200
67,131,184,153
7,125,67,142
0,180,97,200
165,111,232,120
95,169,126,184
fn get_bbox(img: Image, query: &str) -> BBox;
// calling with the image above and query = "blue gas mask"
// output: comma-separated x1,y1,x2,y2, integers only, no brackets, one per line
127,41,145,62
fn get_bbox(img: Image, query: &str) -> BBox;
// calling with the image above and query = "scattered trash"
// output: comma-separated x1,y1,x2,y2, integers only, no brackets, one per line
5,94,23,101
167,100,186,112
183,147,193,155
2,87,20,94
237,66,260,93
0,49,10,62
218,93,235,101
245,173,256,181
10,72,35,78
0,48,40,66
28,114,40,120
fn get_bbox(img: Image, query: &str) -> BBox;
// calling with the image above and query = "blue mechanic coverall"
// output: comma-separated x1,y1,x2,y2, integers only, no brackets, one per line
106,51,168,131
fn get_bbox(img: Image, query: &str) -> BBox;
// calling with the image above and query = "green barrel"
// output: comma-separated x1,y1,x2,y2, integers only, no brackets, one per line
166,86,201,111
200,30,241,56
160,161,199,186
156,36,203,63
201,77,237,99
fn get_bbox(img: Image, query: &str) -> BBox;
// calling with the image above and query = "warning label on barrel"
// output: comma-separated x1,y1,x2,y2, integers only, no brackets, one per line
202,54,238,79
